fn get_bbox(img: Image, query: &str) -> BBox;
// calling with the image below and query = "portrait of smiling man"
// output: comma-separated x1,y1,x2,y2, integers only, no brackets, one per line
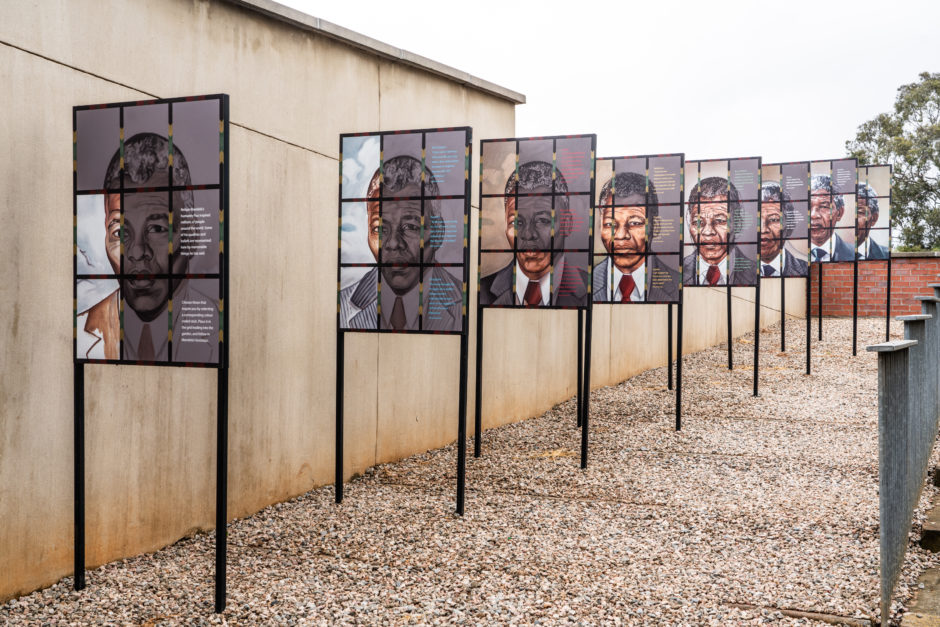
809,174,854,262
478,160,590,307
592,171,679,302
683,176,757,286
339,154,463,331
856,182,889,260
758,181,809,277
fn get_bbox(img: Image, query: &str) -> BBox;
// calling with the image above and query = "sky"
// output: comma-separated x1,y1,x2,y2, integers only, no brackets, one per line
280,0,940,164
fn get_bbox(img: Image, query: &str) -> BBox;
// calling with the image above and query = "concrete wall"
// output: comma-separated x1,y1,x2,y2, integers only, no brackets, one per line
0,0,806,602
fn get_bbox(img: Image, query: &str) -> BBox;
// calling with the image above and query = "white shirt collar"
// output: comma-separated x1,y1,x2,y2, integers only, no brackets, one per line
608,262,645,302
761,252,782,277
812,235,834,262
515,258,558,306
697,256,727,285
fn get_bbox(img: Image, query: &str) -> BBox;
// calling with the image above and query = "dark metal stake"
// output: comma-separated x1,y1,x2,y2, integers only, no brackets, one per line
335,331,344,503
581,307,593,469
852,258,859,356
667,304,674,390
577,308,583,428
754,278,760,397
73,362,85,591
456,329,469,516
474,306,483,457
806,265,812,375
676,300,683,431
727,284,733,370
886,256,892,342
818,263,823,341
780,276,786,352
215,363,229,613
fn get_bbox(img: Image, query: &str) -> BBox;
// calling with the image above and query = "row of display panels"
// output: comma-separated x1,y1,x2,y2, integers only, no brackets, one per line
73,97,893,356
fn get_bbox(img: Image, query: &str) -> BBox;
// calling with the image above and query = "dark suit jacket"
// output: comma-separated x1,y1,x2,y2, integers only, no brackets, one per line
860,238,889,260
683,245,757,286
480,255,589,307
832,234,854,262
592,256,680,303
782,249,809,277
340,266,463,331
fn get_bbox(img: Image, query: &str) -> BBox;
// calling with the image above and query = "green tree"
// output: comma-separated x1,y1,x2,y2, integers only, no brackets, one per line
846,72,940,250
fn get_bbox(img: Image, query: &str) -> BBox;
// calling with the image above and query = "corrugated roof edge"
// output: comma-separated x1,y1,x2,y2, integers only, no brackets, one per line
223,0,526,104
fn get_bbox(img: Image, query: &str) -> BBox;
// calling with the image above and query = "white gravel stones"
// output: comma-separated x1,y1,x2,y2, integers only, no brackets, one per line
3,317,938,625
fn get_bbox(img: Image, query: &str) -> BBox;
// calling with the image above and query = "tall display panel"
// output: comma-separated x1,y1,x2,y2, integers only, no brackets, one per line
73,94,230,611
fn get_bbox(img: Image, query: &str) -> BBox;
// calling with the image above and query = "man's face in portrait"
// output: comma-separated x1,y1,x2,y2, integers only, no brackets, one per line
689,198,729,265
600,193,646,273
506,187,555,280
856,197,878,244
104,173,186,321
810,193,844,246
368,182,422,295
760,201,784,262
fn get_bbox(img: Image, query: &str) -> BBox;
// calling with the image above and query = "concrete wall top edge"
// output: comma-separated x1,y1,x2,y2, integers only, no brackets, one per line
223,0,527,105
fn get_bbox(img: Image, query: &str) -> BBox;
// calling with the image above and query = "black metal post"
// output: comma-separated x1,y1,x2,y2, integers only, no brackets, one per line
215,362,229,613
780,277,786,352
754,279,760,397
852,258,859,356
73,362,85,591
577,308,583,428
335,331,344,504
806,266,812,375
667,304,674,390
580,307,593,469
886,256,892,342
474,305,483,457
676,300,683,431
818,263,823,341
727,284,733,370
456,329,469,516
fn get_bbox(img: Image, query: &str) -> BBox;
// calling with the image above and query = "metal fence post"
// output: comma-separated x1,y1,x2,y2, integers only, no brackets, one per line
868,338,917,626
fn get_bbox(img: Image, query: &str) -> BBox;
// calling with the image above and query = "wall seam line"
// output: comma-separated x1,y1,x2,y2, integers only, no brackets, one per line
0,38,336,161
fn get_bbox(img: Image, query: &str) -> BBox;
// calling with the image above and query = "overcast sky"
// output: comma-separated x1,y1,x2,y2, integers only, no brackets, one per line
281,0,940,164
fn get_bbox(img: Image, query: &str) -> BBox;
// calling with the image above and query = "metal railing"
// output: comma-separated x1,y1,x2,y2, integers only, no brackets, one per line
868,288,940,625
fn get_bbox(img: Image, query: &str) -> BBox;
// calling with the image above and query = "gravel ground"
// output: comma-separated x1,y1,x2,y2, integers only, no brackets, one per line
4,316,940,626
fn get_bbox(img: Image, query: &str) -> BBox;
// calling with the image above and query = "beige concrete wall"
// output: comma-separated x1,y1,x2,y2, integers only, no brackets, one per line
0,0,808,602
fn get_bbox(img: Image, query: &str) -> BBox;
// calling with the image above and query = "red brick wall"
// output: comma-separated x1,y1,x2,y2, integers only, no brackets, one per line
808,256,940,317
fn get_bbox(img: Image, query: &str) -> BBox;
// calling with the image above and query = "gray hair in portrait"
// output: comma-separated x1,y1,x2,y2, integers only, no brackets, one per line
504,160,573,233
598,171,660,249
857,182,880,215
810,175,846,212
688,176,743,239
365,154,443,261
760,181,798,238
104,132,194,209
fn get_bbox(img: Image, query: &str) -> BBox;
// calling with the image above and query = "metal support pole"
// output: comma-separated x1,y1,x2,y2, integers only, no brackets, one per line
886,257,892,342
335,331,344,503
818,263,823,341
667,304,674,390
215,363,229,613
580,307,593,469
852,259,859,356
780,277,786,352
474,306,483,457
676,300,683,431
73,362,85,591
806,266,811,375
577,308,584,428
727,284,733,370
754,279,760,397
456,329,469,516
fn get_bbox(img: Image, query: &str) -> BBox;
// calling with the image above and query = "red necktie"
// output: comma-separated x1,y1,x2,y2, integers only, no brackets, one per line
390,296,406,330
523,280,542,307
138,323,154,361
618,274,636,303
705,265,721,286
